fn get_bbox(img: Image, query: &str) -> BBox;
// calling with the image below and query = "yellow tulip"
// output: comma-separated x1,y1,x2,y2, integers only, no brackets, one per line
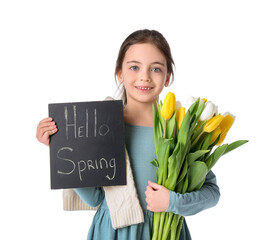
176,107,186,130
216,114,235,145
210,127,221,144
203,114,223,133
161,92,176,120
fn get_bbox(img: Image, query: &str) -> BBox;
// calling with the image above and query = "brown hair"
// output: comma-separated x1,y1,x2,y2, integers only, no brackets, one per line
114,29,175,103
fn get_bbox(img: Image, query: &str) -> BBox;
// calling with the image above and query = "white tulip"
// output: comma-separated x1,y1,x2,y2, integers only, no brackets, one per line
200,101,218,121
175,101,182,110
185,96,197,110
185,96,205,111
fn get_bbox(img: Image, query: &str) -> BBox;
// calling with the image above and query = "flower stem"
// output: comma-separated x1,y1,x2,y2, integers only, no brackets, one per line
170,214,180,240
164,119,167,138
152,212,160,240
161,212,174,240
191,130,204,147
158,212,166,240
176,217,184,240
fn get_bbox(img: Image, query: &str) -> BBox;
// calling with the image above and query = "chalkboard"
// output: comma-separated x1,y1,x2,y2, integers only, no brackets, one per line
48,100,126,189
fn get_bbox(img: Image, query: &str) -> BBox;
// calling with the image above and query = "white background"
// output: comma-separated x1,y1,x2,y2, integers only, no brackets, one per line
1,0,276,239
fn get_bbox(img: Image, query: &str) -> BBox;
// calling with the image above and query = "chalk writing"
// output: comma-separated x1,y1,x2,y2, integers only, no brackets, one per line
57,147,116,182
64,105,110,140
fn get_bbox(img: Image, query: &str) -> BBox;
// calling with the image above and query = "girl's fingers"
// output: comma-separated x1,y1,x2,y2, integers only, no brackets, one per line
37,118,55,129
39,121,55,129
37,128,57,146
148,181,162,190
48,127,58,135
37,124,57,137
42,128,57,139
39,117,53,123
36,117,58,145
37,118,53,128
41,127,57,139
40,125,57,133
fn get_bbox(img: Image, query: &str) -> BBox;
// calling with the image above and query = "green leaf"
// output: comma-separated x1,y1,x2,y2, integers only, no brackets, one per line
187,150,210,166
195,102,206,121
178,110,191,145
182,175,189,194
195,178,206,191
157,100,165,132
187,161,208,192
191,121,206,143
188,98,199,116
176,159,188,185
152,103,159,148
200,131,213,150
191,101,206,128
223,140,248,155
156,137,174,162
165,143,180,190
189,114,196,128
206,144,228,171
161,144,171,185
158,120,163,139
208,132,221,149
166,110,177,139
190,132,208,152
150,159,159,167
174,139,191,185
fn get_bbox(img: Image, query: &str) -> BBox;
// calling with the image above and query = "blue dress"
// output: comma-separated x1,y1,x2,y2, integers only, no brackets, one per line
75,123,220,240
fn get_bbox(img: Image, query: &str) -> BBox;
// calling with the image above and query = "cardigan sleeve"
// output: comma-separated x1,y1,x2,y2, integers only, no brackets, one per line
166,170,220,216
74,187,105,208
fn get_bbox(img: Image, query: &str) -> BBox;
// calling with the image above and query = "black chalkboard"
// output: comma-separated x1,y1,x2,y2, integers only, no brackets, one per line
48,100,126,189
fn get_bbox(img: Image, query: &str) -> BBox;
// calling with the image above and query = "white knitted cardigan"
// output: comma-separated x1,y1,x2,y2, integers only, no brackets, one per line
63,98,144,229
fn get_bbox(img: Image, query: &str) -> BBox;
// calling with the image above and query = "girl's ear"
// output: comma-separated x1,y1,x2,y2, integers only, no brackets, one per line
164,73,171,87
117,71,124,84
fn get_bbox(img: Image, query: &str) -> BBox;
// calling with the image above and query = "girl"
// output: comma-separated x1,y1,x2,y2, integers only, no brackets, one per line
36,29,220,240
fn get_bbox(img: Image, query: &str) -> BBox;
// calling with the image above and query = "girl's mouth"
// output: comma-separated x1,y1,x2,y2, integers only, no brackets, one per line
135,86,153,91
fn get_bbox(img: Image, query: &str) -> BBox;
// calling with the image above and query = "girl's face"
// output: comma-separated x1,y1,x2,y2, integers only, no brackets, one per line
117,43,170,106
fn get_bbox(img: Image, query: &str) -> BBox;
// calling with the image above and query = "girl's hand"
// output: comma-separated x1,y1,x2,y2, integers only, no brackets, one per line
36,117,58,146
145,181,170,212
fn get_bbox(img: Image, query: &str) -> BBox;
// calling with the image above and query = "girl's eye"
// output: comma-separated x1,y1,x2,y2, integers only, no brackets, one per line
152,68,161,73
130,66,139,71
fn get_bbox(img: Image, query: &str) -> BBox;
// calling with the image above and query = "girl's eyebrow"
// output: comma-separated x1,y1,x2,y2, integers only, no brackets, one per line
126,60,165,66
152,62,165,66
126,60,141,64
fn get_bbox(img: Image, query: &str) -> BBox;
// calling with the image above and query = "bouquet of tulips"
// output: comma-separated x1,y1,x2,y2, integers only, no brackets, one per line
151,92,248,240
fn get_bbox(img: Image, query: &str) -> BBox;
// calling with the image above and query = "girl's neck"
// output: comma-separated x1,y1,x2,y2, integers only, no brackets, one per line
123,100,154,127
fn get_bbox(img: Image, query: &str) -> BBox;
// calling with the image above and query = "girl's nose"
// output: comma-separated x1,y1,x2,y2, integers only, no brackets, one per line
140,69,151,82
